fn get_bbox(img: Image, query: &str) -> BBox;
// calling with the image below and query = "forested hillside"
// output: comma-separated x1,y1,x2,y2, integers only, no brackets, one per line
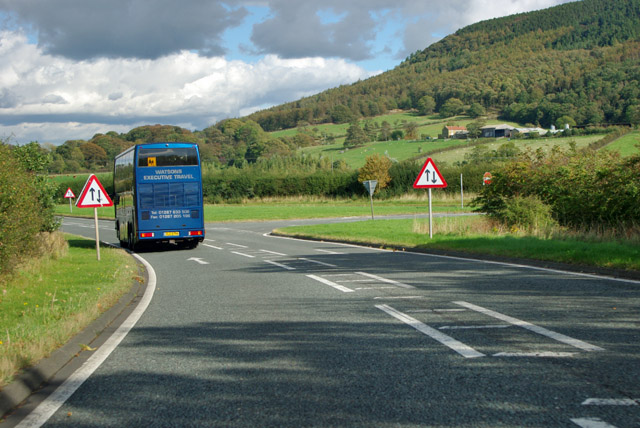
247,0,640,131
26,0,640,173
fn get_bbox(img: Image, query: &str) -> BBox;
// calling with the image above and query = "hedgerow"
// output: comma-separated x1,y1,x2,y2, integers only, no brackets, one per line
473,145,640,230
0,144,46,279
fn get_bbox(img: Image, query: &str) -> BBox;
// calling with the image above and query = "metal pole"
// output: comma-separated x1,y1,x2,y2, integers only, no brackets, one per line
94,207,101,261
428,188,433,239
69,198,73,213
460,173,464,209
369,193,375,220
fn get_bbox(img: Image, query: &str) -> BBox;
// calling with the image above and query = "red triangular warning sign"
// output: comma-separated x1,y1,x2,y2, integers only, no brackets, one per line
413,158,447,189
64,188,75,198
76,174,113,208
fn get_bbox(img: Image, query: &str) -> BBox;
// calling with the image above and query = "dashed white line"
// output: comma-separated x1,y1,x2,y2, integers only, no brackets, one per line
493,352,576,358
226,242,248,248
376,304,485,359
265,260,295,271
315,249,344,255
439,324,510,330
571,417,619,428
231,251,255,258
298,258,337,267
582,398,639,406
260,249,287,256
203,243,223,250
356,272,414,289
306,275,354,293
454,301,605,352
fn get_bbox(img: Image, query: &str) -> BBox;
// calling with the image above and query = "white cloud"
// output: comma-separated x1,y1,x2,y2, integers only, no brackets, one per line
0,31,373,144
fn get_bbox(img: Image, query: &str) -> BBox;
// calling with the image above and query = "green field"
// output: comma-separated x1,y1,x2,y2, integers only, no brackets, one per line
604,130,640,157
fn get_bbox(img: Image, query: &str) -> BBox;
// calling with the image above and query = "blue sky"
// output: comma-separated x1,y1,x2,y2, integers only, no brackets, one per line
0,0,573,145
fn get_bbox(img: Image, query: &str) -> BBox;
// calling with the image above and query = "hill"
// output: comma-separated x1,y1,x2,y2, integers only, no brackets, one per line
246,0,640,131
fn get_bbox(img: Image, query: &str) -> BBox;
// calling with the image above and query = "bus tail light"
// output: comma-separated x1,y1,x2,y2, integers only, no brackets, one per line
188,230,203,236
140,232,154,238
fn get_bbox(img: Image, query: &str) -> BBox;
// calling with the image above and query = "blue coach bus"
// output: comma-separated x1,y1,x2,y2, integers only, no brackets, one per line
113,142,205,250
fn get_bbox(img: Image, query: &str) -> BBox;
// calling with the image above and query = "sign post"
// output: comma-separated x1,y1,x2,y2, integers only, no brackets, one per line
76,175,113,260
412,158,447,238
63,188,75,213
362,180,377,220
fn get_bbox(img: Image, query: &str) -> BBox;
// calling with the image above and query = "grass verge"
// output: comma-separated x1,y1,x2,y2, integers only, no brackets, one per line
0,234,139,388
274,216,640,273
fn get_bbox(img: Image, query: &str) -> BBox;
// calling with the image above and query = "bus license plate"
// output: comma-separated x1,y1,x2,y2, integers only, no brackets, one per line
164,231,180,237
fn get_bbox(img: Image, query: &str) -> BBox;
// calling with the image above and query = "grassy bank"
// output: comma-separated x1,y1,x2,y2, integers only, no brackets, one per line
0,234,138,388
275,216,640,273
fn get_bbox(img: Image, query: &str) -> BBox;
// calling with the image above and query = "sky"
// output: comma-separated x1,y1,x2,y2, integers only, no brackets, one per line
0,0,574,145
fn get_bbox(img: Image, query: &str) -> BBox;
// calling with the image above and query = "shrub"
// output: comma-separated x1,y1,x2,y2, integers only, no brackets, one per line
496,195,557,235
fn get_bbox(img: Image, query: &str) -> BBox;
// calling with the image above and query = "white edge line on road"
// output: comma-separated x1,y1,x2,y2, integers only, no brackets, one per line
356,271,415,289
226,242,248,248
570,417,619,428
375,304,485,359
17,253,156,428
265,260,296,271
306,275,354,293
454,301,604,352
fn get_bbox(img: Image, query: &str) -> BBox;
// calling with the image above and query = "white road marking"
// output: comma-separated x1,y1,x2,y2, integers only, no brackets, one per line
16,253,156,428
265,260,295,271
226,242,248,248
203,244,223,250
582,398,639,406
231,251,255,258
298,258,337,267
374,296,424,300
356,272,414,289
260,249,287,256
454,301,605,352
187,257,209,265
571,417,619,428
439,324,510,330
315,249,344,255
493,352,576,358
204,238,216,242
306,275,354,293
376,304,485,359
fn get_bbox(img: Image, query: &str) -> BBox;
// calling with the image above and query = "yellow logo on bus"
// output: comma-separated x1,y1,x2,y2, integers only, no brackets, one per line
147,157,157,166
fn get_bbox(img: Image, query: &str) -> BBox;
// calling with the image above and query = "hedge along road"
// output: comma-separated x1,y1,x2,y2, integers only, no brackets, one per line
6,216,640,428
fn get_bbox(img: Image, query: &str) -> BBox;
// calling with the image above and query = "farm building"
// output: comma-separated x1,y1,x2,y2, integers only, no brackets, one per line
440,125,468,139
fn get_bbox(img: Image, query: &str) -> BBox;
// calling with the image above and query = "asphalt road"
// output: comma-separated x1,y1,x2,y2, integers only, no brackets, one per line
5,217,640,427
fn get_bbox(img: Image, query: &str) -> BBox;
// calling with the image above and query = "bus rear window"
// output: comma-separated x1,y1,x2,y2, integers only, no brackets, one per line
138,147,198,167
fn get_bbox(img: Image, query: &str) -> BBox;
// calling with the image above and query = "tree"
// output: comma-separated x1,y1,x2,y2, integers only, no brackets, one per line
358,153,392,191
378,121,392,141
466,103,486,118
404,122,418,140
440,98,465,118
344,122,368,148
417,95,436,115
330,105,355,124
